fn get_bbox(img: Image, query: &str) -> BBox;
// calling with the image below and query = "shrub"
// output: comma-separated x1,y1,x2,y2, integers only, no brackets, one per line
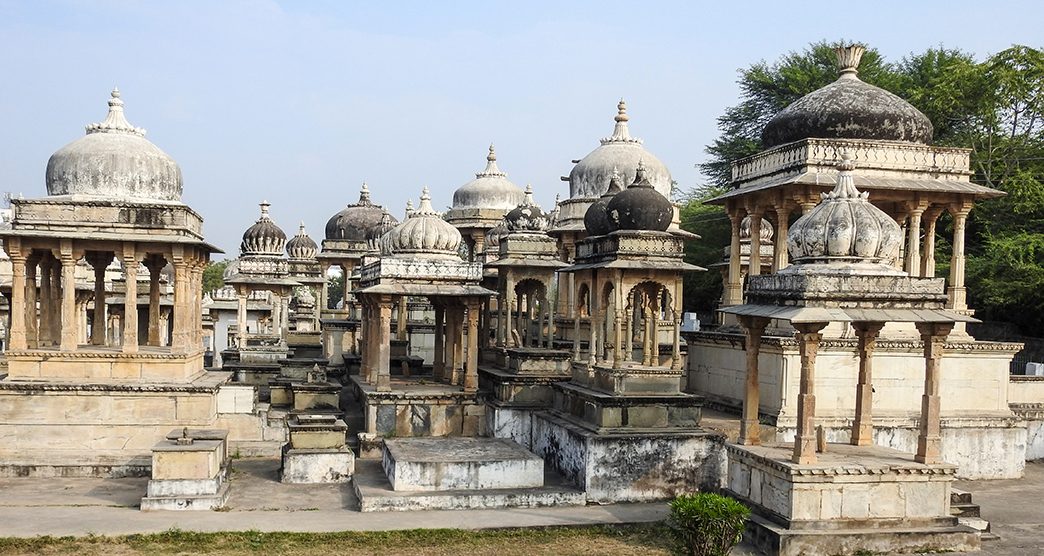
667,492,751,556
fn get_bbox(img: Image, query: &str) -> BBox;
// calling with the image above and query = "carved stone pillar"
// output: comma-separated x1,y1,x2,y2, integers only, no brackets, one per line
464,301,479,393
738,315,769,446
396,296,408,341
38,256,53,347
612,309,624,369
852,321,885,446
747,208,764,277
915,321,954,464
144,254,165,347
50,259,62,344
236,291,247,340
905,203,926,276
793,322,827,465
24,251,40,349
433,302,445,381
88,252,112,346
172,254,189,352
946,202,973,310
724,208,745,306
59,242,78,351
921,208,943,278
773,200,793,271
7,241,26,351
122,247,139,353
376,297,392,392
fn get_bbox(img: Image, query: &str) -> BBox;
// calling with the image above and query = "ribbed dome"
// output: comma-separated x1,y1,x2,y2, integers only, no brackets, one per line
46,88,183,202
605,161,673,232
740,215,774,242
286,222,318,260
583,168,625,236
381,187,463,259
451,145,526,210
504,185,549,233
241,201,287,256
762,45,933,148
567,100,672,200
325,183,396,241
787,156,902,265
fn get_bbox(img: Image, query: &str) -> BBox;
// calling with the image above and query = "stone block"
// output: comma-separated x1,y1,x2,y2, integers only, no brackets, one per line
281,447,354,483
383,437,544,492
868,482,904,518
840,484,870,519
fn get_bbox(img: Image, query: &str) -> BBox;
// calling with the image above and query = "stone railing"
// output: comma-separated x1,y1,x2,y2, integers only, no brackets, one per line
731,138,972,187
576,233,686,262
359,257,482,285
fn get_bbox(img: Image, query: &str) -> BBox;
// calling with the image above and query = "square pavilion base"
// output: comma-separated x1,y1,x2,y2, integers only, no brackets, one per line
725,442,981,556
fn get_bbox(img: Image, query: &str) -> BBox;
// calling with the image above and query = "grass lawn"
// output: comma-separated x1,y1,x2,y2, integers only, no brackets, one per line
0,525,675,555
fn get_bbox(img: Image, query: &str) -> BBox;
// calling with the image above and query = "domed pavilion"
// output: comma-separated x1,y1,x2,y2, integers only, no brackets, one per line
0,88,224,474
444,145,526,263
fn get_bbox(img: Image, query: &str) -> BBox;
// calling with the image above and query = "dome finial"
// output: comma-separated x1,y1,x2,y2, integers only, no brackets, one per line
86,86,145,136
415,187,438,216
488,143,496,162
299,221,307,234
632,158,649,186
523,184,535,205
259,200,271,219
359,182,371,204
829,153,864,199
405,198,414,217
615,99,629,123
478,144,506,177
605,166,624,195
835,44,866,79
610,99,631,140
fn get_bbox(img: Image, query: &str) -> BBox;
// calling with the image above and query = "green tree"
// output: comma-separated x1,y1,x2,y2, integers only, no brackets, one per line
202,260,228,294
327,273,344,309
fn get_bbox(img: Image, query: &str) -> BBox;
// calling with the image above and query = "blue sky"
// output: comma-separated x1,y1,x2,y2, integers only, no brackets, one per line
1,0,1041,257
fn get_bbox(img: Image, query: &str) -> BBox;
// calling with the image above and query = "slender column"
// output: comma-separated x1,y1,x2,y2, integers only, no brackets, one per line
433,303,445,380
612,309,624,368
624,292,633,362
515,291,524,346
572,300,581,361
671,296,683,372
793,322,827,465
341,263,353,313
773,201,792,271
172,255,189,352
318,262,330,314
724,208,745,305
359,299,372,383
921,208,942,278
464,301,479,392
905,204,926,276
59,243,78,351
748,209,764,277
946,202,973,310
89,253,112,346
50,260,63,344
852,322,885,446
236,292,247,340
144,255,165,347
281,294,289,336
38,256,53,347
915,322,954,464
122,247,139,353
396,296,408,341
588,288,599,366
24,252,39,348
738,315,769,445
375,297,392,391
7,242,26,351
451,308,465,385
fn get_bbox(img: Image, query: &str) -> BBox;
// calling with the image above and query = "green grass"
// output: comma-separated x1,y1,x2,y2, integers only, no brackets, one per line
0,524,675,555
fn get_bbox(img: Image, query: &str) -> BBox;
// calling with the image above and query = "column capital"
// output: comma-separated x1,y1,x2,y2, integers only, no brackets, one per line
948,199,974,219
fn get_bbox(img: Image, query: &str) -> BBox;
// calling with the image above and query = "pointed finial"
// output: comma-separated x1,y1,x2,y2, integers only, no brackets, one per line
554,193,561,203
415,186,438,215
835,44,866,79
828,153,864,199
487,144,496,162
87,86,144,136
605,166,624,195
631,159,649,187
298,221,307,235
478,144,506,177
260,200,271,218
615,99,629,123
523,184,535,205
359,182,372,204
111,86,121,99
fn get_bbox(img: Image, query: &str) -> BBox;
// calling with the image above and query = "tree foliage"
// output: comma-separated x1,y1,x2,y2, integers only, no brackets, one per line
202,260,228,294
686,42,1044,335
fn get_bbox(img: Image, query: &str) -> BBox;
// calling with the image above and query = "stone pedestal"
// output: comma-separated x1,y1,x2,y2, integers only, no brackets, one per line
382,437,543,492
725,443,980,556
280,414,354,484
141,431,230,511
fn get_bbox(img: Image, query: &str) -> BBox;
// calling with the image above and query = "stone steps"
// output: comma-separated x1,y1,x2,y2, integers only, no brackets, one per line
950,488,999,541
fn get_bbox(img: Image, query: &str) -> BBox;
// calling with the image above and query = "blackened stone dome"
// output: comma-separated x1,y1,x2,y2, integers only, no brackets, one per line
583,168,624,236
761,45,933,148
606,161,673,232
241,201,287,256
286,222,318,260
504,185,549,233
325,183,396,241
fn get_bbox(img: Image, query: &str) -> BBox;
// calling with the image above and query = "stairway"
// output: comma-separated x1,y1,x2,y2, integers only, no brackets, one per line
951,488,999,541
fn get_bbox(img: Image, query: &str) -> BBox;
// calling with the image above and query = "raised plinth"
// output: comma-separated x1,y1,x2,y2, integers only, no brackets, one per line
141,435,229,511
725,443,980,556
6,347,206,382
382,437,544,492
507,348,572,375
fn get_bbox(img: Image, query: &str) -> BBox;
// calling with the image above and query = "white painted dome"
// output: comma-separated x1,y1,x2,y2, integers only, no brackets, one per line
381,187,463,259
46,88,183,202
451,145,526,211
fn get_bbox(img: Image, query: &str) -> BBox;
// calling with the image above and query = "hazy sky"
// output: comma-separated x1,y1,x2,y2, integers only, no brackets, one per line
1,0,1041,257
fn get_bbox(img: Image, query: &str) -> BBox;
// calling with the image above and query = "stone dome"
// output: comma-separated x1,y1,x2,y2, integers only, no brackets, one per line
761,45,933,148
366,208,397,251
567,100,672,200
286,222,318,260
325,183,396,241
787,156,902,265
241,201,287,256
485,220,508,250
605,161,673,232
46,88,183,203
451,145,526,211
504,185,549,233
584,168,625,236
380,187,463,259
740,215,774,242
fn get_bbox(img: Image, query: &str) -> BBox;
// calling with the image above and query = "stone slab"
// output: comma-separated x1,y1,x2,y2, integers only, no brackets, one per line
140,481,230,511
382,437,544,492
281,447,354,484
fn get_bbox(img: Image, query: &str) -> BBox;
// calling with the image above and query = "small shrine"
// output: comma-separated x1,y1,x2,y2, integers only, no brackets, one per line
444,144,526,263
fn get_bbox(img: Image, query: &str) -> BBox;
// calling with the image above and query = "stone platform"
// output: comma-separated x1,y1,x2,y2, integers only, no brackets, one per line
354,459,584,512
383,437,543,492
725,442,981,555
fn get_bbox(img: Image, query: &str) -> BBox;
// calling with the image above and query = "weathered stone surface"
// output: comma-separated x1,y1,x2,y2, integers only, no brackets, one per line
281,447,354,484
383,437,544,492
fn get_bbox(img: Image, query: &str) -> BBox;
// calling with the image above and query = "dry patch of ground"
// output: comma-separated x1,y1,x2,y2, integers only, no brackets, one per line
0,525,674,556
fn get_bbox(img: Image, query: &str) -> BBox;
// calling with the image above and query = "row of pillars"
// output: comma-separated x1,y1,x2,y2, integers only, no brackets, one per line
495,281,554,349
235,290,290,339
739,315,953,465
723,197,974,311
6,238,206,354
